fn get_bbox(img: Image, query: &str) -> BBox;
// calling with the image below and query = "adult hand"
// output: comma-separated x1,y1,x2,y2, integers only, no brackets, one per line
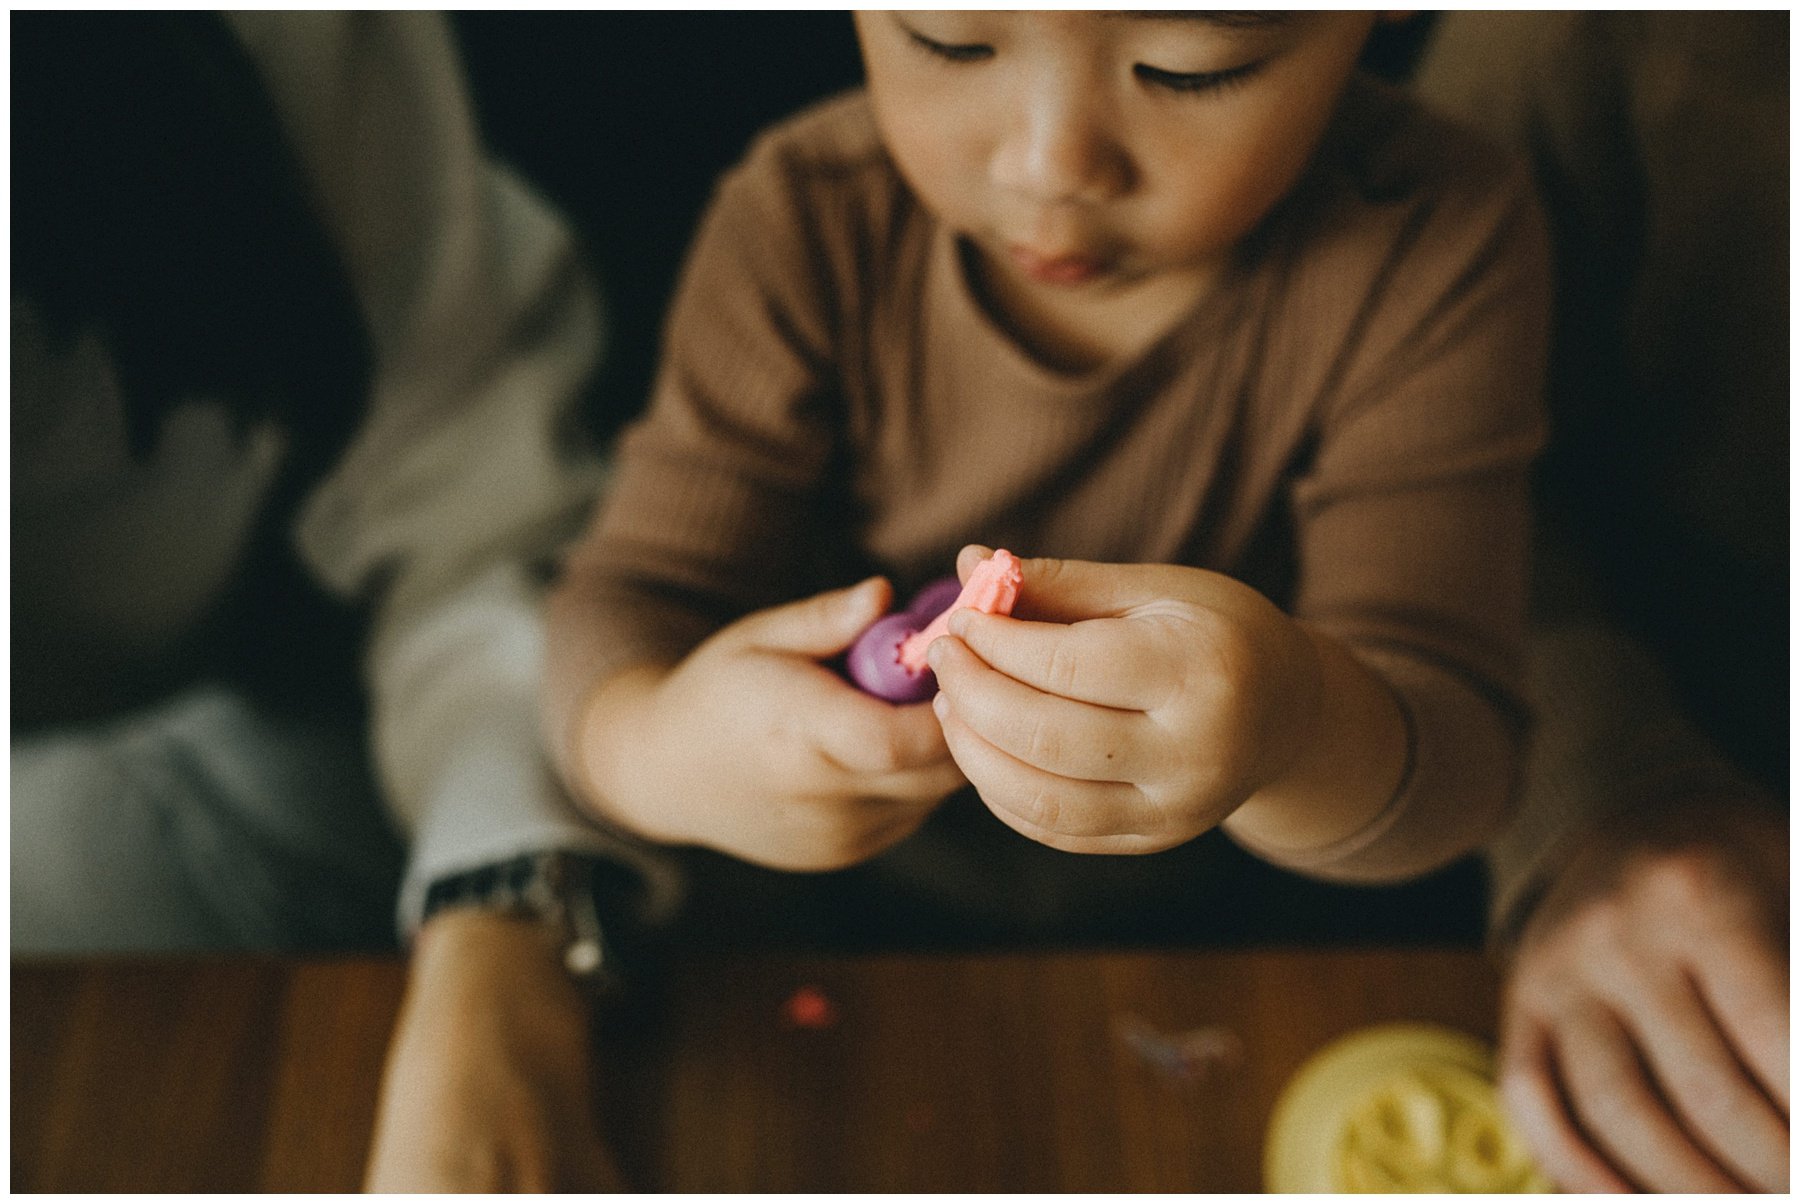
926,547,1404,856
364,910,625,1191
1498,795,1789,1192
575,577,967,870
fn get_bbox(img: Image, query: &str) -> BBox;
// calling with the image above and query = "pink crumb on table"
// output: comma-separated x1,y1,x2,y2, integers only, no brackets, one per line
896,549,1024,672
781,985,837,1029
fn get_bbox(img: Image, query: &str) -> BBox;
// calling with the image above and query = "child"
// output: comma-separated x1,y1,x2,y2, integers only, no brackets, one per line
546,12,1549,894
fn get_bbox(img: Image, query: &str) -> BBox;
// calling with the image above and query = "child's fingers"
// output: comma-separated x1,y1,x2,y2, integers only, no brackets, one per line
997,554,1190,623
935,697,1175,851
809,692,954,777
724,576,892,657
927,634,1156,782
766,793,936,872
944,611,1172,710
959,545,1151,620
863,761,969,809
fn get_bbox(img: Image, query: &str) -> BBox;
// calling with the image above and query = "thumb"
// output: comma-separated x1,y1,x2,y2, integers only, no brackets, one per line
724,576,893,657
955,543,994,582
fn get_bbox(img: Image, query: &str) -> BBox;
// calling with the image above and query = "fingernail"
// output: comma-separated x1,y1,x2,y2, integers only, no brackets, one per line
947,610,970,637
932,692,949,719
926,637,946,669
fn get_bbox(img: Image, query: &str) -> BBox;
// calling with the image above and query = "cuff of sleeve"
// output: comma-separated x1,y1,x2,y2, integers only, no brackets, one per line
1226,685,1419,874
396,726,684,941
1228,650,1518,883
1484,759,1766,952
1483,622,1769,947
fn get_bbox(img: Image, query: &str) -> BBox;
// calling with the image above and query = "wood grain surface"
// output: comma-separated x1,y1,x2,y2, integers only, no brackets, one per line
13,947,1498,1192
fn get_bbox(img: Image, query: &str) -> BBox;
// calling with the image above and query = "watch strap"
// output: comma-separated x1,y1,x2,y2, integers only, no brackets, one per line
421,850,629,993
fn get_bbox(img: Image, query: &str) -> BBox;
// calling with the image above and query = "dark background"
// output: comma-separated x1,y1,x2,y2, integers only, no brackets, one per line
452,13,868,444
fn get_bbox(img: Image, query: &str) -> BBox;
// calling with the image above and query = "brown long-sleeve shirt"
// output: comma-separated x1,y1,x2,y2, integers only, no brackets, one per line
551,77,1550,881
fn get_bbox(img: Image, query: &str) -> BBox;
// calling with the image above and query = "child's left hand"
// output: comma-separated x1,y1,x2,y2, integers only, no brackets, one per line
926,547,1328,853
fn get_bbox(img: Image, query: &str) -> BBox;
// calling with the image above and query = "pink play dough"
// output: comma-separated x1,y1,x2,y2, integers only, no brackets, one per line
896,549,1024,672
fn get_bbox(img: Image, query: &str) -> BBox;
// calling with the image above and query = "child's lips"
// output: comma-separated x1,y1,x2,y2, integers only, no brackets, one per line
1008,244,1107,285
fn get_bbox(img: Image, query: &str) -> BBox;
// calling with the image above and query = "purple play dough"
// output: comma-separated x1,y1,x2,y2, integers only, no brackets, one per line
846,613,935,702
845,576,962,703
904,576,964,624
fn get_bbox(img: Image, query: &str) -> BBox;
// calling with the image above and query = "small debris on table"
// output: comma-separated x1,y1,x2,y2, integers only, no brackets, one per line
780,984,838,1029
1115,1013,1244,1086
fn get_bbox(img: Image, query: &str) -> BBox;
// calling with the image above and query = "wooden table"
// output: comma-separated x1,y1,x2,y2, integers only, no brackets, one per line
13,946,1499,1192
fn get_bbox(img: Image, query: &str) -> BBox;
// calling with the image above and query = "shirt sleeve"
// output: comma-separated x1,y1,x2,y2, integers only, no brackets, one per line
1486,528,1774,941
1226,138,1553,881
226,11,681,935
544,136,848,767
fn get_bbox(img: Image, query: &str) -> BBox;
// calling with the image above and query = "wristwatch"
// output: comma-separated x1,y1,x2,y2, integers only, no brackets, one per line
420,850,634,995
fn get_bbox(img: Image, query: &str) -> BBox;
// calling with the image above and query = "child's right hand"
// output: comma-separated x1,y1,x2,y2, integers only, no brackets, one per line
570,578,967,871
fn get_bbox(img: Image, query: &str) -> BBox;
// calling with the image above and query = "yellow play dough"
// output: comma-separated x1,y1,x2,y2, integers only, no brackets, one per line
1265,1024,1553,1193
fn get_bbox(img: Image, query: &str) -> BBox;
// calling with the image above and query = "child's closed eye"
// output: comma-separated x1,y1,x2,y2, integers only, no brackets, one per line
905,29,993,64
1134,59,1266,97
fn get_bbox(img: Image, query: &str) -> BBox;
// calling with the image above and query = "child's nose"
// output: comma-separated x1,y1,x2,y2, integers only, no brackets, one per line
991,96,1132,207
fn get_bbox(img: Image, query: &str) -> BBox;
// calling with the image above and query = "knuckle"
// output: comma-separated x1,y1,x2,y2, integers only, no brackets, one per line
1014,782,1065,830
1024,714,1065,768
1194,617,1258,695
1028,556,1069,598
1044,639,1084,696
1565,897,1629,951
1634,846,1722,909
833,711,904,774
860,724,907,775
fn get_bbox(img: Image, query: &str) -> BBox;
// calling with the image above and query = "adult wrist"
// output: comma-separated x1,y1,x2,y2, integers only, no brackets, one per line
410,910,586,1027
415,909,566,976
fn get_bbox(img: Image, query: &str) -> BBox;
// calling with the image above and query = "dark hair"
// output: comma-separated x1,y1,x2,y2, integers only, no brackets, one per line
13,12,369,475
13,13,374,711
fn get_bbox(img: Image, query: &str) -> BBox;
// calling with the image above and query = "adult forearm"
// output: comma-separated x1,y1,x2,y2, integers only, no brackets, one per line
366,909,623,1191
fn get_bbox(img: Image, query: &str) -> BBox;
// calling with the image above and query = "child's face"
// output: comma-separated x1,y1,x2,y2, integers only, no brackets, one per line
855,11,1379,295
